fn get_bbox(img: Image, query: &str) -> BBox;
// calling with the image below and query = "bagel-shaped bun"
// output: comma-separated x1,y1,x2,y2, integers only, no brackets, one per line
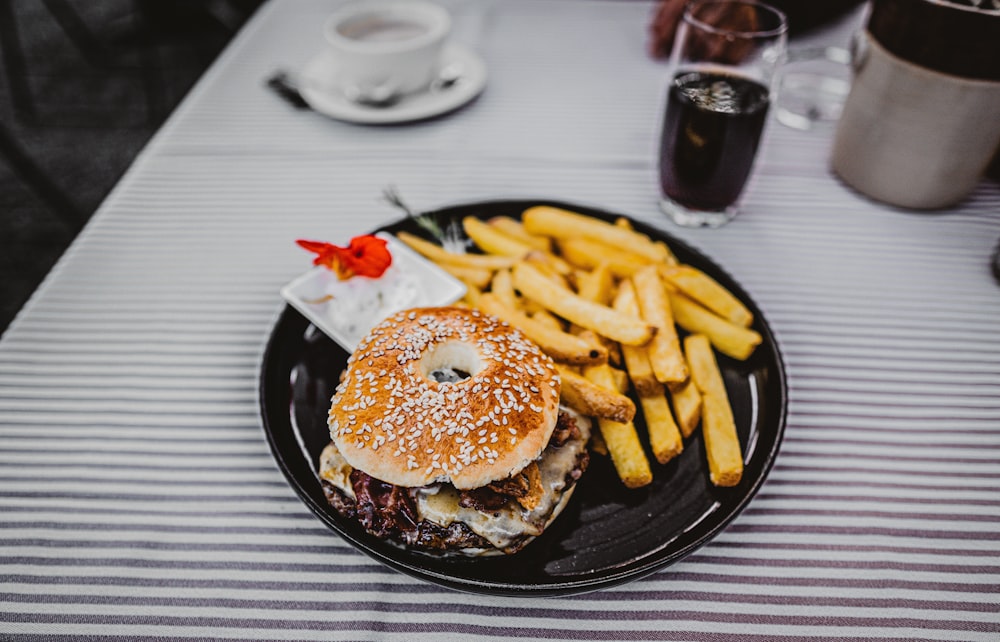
328,307,562,490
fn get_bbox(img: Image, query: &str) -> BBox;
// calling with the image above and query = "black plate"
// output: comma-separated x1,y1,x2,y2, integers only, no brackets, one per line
258,199,787,596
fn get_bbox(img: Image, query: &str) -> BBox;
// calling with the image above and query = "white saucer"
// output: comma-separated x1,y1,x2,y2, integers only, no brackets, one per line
299,43,487,125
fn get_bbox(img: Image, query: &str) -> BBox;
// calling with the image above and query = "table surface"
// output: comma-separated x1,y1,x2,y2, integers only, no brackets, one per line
2,1,999,640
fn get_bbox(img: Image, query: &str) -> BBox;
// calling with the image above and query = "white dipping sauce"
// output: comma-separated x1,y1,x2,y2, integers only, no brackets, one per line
320,264,423,346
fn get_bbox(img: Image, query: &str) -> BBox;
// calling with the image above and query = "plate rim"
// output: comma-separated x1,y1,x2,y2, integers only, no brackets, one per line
258,198,788,596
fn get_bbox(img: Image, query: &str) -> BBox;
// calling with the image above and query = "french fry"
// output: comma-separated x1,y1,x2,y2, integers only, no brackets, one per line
557,364,636,423
488,216,552,252
571,269,590,285
531,309,564,332
638,384,684,464
492,268,544,315
612,280,659,397
439,263,492,290
660,264,753,328
525,252,571,288
612,216,682,265
670,293,762,360
685,334,728,400
572,268,622,365
522,206,671,264
615,215,679,266
669,378,702,439
490,269,518,309
632,265,688,386
461,282,483,307
575,261,615,307
701,400,742,486
611,367,630,395
396,231,516,271
466,216,573,275
589,424,609,456
462,216,535,257
582,363,652,488
465,216,573,276
533,251,574,276
513,262,655,346
558,237,652,278
479,293,607,366
684,334,742,487
606,340,623,368
655,241,678,266
592,213,680,266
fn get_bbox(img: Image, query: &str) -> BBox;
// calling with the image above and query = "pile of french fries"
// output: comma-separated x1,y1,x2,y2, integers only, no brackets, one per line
398,206,762,489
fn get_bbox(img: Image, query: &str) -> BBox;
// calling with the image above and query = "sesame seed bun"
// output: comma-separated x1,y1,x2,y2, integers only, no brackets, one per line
327,307,562,490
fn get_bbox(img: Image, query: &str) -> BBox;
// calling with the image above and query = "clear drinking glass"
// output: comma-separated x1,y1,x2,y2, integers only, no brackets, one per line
774,46,852,131
658,0,788,228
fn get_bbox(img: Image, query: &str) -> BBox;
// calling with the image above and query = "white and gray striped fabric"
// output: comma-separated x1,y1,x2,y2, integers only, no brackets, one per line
2,0,999,639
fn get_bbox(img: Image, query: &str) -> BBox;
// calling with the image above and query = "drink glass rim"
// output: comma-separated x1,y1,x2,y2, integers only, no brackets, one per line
683,0,788,40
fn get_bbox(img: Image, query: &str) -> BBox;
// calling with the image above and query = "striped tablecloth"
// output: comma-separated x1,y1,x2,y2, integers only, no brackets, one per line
3,1,999,639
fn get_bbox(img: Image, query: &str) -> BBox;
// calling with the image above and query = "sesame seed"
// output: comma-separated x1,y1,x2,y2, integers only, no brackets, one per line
327,307,559,483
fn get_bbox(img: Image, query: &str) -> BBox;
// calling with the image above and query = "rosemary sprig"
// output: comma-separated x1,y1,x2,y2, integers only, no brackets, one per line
383,186,444,241
382,186,469,254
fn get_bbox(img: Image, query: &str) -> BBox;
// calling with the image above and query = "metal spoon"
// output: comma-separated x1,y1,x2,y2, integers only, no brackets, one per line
342,81,402,108
430,62,463,92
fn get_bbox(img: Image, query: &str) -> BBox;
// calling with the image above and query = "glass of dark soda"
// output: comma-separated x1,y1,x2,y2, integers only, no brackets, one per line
659,0,787,227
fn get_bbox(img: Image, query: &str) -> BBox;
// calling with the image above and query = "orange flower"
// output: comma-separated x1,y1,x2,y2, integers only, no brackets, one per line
296,235,392,280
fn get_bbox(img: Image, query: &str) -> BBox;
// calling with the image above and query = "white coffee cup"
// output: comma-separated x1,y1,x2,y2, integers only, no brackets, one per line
324,1,451,102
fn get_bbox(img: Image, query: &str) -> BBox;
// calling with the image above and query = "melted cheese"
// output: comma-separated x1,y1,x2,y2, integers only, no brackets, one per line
319,443,355,500
319,407,592,551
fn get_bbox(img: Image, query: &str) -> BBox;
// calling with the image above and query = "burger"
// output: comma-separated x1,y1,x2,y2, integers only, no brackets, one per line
318,306,591,555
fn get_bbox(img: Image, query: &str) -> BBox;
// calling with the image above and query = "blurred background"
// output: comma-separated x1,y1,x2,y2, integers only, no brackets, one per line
0,0,263,336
